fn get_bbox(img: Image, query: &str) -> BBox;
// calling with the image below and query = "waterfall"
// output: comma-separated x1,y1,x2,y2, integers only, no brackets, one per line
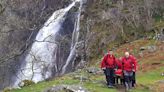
14,0,83,87
61,0,83,75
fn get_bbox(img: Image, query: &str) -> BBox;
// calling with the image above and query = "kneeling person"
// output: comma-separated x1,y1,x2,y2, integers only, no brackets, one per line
115,57,124,85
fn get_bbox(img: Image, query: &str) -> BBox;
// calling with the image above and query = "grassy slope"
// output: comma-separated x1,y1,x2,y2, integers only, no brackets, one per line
9,39,164,92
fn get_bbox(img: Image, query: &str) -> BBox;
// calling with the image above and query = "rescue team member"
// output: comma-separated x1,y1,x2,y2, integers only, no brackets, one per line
101,50,116,88
122,52,137,91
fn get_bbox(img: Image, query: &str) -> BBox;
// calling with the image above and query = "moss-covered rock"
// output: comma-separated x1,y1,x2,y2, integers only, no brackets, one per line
18,80,35,88
3,88,11,92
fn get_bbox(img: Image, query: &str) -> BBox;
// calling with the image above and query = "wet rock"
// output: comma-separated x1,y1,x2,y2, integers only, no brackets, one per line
44,85,88,92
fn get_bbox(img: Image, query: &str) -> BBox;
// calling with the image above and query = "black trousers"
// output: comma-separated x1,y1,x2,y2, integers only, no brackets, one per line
116,76,124,85
132,72,136,87
104,68,115,86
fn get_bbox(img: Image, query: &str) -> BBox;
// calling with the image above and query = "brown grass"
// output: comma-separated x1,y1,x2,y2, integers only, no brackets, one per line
114,39,164,72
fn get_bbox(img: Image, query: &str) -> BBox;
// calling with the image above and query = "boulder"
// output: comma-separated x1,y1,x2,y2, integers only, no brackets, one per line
140,47,147,51
44,85,88,92
157,80,164,84
147,45,157,53
86,67,102,75
18,80,35,88
161,73,164,76
73,75,89,81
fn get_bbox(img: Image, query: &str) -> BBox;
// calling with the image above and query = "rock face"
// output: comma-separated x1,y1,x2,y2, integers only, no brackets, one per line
0,0,72,89
14,0,84,86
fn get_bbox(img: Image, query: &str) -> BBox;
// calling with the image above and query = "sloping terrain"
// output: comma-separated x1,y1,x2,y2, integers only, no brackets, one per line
0,0,164,91
8,39,164,92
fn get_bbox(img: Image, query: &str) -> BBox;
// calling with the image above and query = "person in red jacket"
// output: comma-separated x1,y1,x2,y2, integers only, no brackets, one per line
130,54,138,87
122,52,136,91
101,50,116,88
115,57,124,85
116,57,123,69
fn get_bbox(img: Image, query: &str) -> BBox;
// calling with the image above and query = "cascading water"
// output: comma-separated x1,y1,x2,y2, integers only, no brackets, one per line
14,0,83,87
61,0,83,75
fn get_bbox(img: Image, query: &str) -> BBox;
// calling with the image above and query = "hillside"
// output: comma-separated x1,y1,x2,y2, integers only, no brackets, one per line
0,0,164,91
7,39,164,92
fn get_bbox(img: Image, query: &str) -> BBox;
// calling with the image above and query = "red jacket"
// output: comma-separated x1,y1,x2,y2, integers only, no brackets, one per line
116,59,123,69
115,69,123,77
131,55,138,72
101,54,116,69
122,55,137,72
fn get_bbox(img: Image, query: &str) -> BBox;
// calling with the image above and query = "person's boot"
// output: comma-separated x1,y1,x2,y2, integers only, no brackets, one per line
132,82,136,88
125,82,129,91
129,82,132,89
121,79,124,85
108,85,112,88
108,85,114,88
108,82,114,88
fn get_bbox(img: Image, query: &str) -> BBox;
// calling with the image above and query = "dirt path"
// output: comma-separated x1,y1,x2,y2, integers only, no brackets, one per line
115,85,126,92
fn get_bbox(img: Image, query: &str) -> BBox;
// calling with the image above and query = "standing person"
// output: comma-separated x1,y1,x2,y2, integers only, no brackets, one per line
130,55,138,87
101,50,116,88
122,52,136,91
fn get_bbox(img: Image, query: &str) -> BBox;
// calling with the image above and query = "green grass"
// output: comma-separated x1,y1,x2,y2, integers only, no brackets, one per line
130,67,164,92
137,67,164,85
84,82,117,92
11,67,163,92
10,40,164,92
132,88,151,92
11,77,80,92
